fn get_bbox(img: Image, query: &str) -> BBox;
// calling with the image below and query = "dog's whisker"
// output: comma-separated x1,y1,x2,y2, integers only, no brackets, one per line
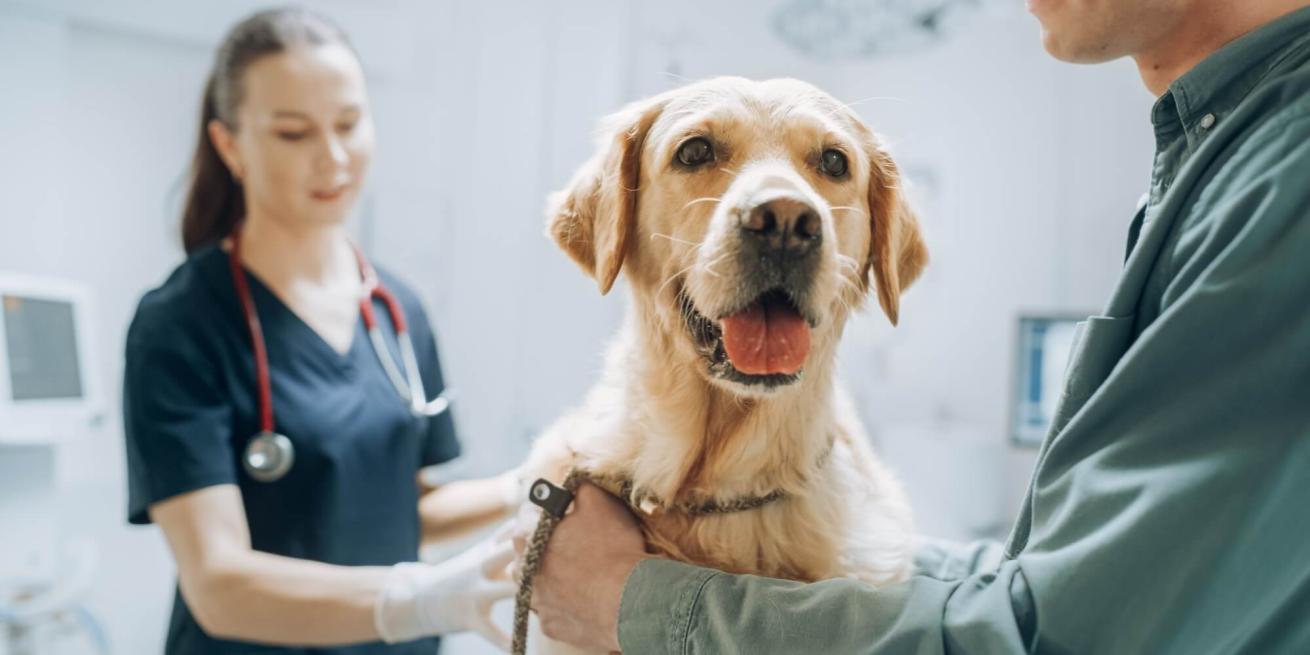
830,269,863,306
699,250,733,279
700,262,723,279
838,275,862,296
681,197,722,211
657,260,701,299
650,232,700,247
839,95,909,109
829,205,864,214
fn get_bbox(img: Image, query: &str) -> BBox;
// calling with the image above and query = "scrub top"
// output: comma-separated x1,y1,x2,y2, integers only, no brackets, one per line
123,243,461,655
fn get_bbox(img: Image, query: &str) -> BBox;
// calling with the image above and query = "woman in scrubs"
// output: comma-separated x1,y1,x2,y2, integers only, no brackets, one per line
123,8,519,654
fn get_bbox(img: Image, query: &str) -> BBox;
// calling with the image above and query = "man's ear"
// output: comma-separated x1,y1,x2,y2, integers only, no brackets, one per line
863,136,928,326
545,97,665,295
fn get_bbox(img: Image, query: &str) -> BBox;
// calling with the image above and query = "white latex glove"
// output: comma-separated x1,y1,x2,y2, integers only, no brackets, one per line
374,532,517,651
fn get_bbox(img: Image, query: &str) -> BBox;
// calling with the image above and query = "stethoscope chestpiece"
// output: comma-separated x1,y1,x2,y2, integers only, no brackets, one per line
243,431,295,483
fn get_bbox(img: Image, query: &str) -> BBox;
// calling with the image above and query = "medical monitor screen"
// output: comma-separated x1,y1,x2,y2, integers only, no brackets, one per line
1011,315,1082,447
3,295,83,401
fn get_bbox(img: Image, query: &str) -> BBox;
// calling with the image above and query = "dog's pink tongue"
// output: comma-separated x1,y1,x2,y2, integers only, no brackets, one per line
720,300,811,375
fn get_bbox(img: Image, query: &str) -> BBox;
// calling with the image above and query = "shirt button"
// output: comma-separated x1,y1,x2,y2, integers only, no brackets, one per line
1199,113,1217,129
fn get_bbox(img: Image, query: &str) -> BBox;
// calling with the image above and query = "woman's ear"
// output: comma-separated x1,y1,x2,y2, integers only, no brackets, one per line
545,97,666,295
207,119,244,182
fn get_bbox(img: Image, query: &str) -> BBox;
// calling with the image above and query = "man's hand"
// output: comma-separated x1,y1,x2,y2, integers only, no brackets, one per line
510,482,652,653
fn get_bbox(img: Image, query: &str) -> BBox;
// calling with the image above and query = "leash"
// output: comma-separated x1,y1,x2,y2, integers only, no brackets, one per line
510,440,834,654
512,469,586,655
509,466,809,654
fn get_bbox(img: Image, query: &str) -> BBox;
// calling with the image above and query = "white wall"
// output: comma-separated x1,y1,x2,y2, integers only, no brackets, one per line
0,1,1155,653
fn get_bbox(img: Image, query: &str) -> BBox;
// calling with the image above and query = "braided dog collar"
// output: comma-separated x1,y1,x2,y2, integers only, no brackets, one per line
590,435,836,516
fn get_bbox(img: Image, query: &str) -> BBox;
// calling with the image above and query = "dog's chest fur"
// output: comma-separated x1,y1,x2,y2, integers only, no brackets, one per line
524,332,915,587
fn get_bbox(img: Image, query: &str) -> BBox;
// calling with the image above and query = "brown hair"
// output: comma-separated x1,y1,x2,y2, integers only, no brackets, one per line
180,7,354,253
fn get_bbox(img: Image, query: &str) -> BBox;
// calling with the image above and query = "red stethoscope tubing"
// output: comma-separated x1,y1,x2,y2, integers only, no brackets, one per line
228,231,276,434
351,246,408,334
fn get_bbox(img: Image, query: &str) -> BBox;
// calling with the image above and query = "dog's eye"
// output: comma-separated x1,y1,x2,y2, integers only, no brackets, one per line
676,138,715,167
819,149,848,178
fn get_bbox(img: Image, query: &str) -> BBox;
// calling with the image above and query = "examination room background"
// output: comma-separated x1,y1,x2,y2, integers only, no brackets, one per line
0,1,1155,653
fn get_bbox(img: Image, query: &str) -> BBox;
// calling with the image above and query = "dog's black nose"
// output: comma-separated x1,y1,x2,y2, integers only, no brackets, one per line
740,197,822,257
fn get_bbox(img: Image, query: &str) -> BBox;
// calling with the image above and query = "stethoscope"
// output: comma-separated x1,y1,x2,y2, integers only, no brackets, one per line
228,228,452,482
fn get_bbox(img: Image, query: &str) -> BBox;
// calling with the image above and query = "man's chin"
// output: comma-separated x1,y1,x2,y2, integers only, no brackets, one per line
1039,27,1126,64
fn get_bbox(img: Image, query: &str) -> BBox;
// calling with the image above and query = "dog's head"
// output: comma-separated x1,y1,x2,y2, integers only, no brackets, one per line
548,77,927,396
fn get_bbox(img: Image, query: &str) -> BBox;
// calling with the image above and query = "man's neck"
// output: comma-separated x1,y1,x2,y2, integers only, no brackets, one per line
1135,0,1310,96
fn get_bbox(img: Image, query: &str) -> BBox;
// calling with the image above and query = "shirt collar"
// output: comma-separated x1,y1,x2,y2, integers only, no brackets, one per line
1152,6,1310,144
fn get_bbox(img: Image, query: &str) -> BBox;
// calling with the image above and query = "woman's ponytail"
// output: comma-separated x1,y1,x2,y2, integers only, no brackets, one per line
180,73,244,254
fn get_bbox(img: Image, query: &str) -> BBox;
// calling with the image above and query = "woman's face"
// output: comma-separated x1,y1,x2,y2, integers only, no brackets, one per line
212,43,374,228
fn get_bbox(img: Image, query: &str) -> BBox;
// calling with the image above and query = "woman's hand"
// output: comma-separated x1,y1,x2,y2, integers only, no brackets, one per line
375,531,518,651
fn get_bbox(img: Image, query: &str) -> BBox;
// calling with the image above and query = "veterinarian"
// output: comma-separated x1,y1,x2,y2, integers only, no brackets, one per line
511,0,1310,652
123,9,519,654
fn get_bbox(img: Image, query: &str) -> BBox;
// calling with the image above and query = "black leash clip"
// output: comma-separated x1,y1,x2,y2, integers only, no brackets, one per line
528,478,574,519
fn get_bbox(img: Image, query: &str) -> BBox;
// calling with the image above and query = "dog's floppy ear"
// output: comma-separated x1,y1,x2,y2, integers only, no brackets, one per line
863,136,928,326
546,97,665,295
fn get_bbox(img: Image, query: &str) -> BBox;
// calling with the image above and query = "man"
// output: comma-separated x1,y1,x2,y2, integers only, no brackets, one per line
513,0,1310,652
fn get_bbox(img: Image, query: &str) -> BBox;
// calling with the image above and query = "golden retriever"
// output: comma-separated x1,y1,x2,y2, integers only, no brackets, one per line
521,76,928,651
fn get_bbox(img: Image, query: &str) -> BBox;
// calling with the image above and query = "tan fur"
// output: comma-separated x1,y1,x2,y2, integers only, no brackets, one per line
527,77,928,652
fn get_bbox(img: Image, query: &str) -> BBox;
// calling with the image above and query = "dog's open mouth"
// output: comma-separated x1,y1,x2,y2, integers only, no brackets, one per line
679,287,814,388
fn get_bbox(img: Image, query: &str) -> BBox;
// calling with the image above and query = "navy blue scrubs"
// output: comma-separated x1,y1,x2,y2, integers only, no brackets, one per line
123,244,461,654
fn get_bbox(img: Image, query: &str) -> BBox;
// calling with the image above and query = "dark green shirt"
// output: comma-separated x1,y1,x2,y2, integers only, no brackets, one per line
617,6,1310,654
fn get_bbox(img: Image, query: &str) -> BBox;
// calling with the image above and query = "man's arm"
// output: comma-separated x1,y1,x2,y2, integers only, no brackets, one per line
515,486,1034,654
622,557,1033,653
911,537,1008,582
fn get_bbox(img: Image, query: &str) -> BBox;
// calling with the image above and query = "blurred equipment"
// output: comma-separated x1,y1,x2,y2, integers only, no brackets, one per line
0,274,103,444
771,0,989,58
1010,314,1086,447
0,537,110,655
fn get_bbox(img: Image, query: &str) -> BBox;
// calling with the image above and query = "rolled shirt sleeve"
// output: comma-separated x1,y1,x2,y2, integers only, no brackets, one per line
620,558,1034,654
912,538,1008,582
